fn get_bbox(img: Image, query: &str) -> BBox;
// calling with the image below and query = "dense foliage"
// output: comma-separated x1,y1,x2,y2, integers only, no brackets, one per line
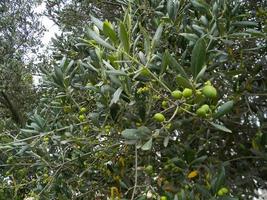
0,0,43,129
0,0,266,199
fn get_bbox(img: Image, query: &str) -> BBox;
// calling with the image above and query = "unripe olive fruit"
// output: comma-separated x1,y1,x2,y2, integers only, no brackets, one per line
144,165,153,174
201,104,210,112
171,90,182,99
153,113,165,122
217,190,224,196
221,187,229,194
80,107,87,113
182,88,193,98
43,137,49,142
202,85,217,99
83,125,90,132
160,196,168,200
162,100,168,108
79,114,86,121
196,108,206,117
217,187,229,196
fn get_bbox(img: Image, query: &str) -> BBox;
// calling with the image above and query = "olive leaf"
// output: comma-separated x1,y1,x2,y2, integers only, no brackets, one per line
191,37,206,79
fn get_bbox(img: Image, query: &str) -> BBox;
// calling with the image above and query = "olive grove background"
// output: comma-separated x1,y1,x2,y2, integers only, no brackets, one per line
0,0,266,199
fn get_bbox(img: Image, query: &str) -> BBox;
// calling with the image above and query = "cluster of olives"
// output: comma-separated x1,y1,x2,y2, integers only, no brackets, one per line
77,107,91,132
78,107,87,121
153,82,218,122
196,84,217,117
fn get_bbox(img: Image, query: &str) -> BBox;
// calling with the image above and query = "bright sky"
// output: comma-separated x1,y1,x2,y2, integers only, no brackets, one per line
32,3,61,86
35,2,61,46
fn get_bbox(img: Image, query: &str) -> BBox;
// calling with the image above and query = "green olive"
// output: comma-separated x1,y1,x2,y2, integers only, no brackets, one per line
160,196,168,200
217,187,229,196
80,107,87,113
162,100,168,108
201,104,210,112
79,114,86,121
202,85,217,99
196,108,206,117
153,113,165,122
83,125,90,132
171,90,183,99
182,88,193,98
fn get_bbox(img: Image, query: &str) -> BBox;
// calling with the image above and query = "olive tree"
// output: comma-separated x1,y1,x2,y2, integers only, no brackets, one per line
1,0,266,199
0,0,43,128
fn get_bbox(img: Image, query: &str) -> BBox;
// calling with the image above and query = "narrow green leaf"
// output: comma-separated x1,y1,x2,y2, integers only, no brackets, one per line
228,32,251,37
191,37,206,79
109,75,121,86
103,21,118,43
246,29,266,37
178,189,186,200
12,142,28,146
121,129,140,140
86,28,115,50
166,51,188,79
191,0,210,14
180,33,199,42
33,112,45,129
110,87,123,106
139,26,151,55
163,136,169,147
232,21,258,27
137,126,151,138
141,138,153,151
59,56,67,68
121,126,151,141
106,70,127,76
54,67,64,86
213,100,234,119
16,145,30,155
151,23,164,51
119,180,128,189
80,61,99,72
21,129,39,134
167,0,174,19
90,15,103,30
119,22,130,52
190,155,208,166
65,60,74,75
176,75,193,89
138,51,147,64
192,24,205,35
212,166,225,193
160,50,169,75
209,122,232,133
195,65,207,82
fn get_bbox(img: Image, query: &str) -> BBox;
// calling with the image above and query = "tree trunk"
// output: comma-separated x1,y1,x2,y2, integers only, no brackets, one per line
0,91,24,127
